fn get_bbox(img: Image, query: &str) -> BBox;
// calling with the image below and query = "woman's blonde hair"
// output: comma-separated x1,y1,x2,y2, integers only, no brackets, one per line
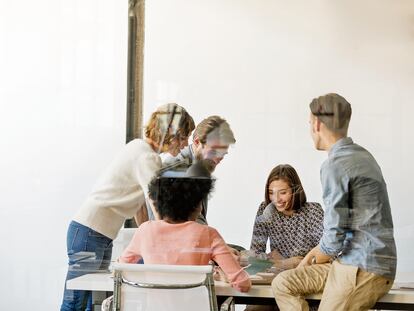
145,103,195,148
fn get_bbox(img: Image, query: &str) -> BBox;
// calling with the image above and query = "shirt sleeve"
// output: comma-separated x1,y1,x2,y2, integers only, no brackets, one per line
308,202,324,247
135,151,162,197
161,151,184,167
319,160,352,256
209,228,251,292
249,202,269,254
161,146,190,168
118,226,144,263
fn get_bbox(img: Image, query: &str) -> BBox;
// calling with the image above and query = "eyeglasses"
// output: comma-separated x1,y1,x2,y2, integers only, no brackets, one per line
206,149,228,158
202,144,229,158
313,112,334,116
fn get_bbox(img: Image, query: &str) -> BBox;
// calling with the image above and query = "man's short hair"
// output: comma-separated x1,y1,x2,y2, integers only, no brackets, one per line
145,103,195,145
309,93,352,134
193,116,236,145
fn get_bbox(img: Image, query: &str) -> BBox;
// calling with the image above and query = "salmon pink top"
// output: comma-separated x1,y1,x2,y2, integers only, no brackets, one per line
119,220,251,292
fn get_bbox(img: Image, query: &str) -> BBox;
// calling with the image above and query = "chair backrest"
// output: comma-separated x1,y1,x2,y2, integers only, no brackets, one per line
112,263,218,311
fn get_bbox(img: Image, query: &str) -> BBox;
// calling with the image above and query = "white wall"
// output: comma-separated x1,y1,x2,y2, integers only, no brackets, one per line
143,0,414,272
0,0,127,310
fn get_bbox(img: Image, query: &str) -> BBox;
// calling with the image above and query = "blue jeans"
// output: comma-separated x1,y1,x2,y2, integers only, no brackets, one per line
60,221,113,311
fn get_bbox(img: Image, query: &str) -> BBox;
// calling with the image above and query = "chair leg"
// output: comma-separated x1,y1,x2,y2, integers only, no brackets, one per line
220,297,235,311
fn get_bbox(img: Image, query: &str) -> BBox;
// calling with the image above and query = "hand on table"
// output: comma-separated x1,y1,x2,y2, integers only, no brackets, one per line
298,245,332,267
213,266,228,282
268,249,284,261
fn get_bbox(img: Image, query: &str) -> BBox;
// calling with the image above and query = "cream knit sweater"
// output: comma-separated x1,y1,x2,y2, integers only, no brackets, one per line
73,139,161,239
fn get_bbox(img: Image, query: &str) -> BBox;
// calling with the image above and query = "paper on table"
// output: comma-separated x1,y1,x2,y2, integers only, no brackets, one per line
243,257,274,275
392,282,414,290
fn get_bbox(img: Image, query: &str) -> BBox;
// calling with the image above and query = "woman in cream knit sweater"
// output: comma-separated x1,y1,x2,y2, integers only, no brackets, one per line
60,104,194,311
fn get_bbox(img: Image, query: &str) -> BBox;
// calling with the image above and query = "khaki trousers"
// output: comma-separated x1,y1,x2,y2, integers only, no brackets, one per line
271,260,393,311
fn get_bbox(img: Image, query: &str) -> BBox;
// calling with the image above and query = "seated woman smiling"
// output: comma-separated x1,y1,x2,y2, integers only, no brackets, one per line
249,164,324,270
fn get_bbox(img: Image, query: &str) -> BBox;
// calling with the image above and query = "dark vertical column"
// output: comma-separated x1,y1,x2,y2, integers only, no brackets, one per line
126,0,145,144
125,0,145,228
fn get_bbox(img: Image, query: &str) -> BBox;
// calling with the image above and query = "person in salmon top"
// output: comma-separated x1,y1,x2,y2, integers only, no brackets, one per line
119,164,251,292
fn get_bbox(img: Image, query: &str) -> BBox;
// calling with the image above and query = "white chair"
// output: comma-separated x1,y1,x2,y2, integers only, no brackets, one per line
111,263,234,311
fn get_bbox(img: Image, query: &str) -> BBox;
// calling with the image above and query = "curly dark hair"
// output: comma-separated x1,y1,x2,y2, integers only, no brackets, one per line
148,176,214,222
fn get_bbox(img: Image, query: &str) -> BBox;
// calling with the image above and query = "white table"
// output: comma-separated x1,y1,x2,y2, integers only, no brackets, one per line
67,272,414,310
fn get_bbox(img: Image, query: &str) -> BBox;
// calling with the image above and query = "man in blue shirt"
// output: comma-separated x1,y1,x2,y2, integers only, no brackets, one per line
272,93,397,311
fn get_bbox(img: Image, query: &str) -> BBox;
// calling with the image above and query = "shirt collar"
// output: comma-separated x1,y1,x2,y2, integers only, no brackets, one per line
189,144,195,160
328,137,353,156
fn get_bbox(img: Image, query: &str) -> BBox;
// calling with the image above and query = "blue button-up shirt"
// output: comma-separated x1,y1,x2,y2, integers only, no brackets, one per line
319,137,397,279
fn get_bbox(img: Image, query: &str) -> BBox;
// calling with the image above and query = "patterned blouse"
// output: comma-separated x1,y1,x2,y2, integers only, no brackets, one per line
250,201,324,258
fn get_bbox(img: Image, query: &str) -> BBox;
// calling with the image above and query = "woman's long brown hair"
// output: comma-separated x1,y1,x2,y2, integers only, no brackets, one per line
264,164,307,211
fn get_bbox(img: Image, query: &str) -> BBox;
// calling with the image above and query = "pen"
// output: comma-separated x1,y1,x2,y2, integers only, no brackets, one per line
242,264,252,270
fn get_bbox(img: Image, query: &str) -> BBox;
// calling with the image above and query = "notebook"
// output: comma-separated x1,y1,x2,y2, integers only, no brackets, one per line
244,257,276,285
